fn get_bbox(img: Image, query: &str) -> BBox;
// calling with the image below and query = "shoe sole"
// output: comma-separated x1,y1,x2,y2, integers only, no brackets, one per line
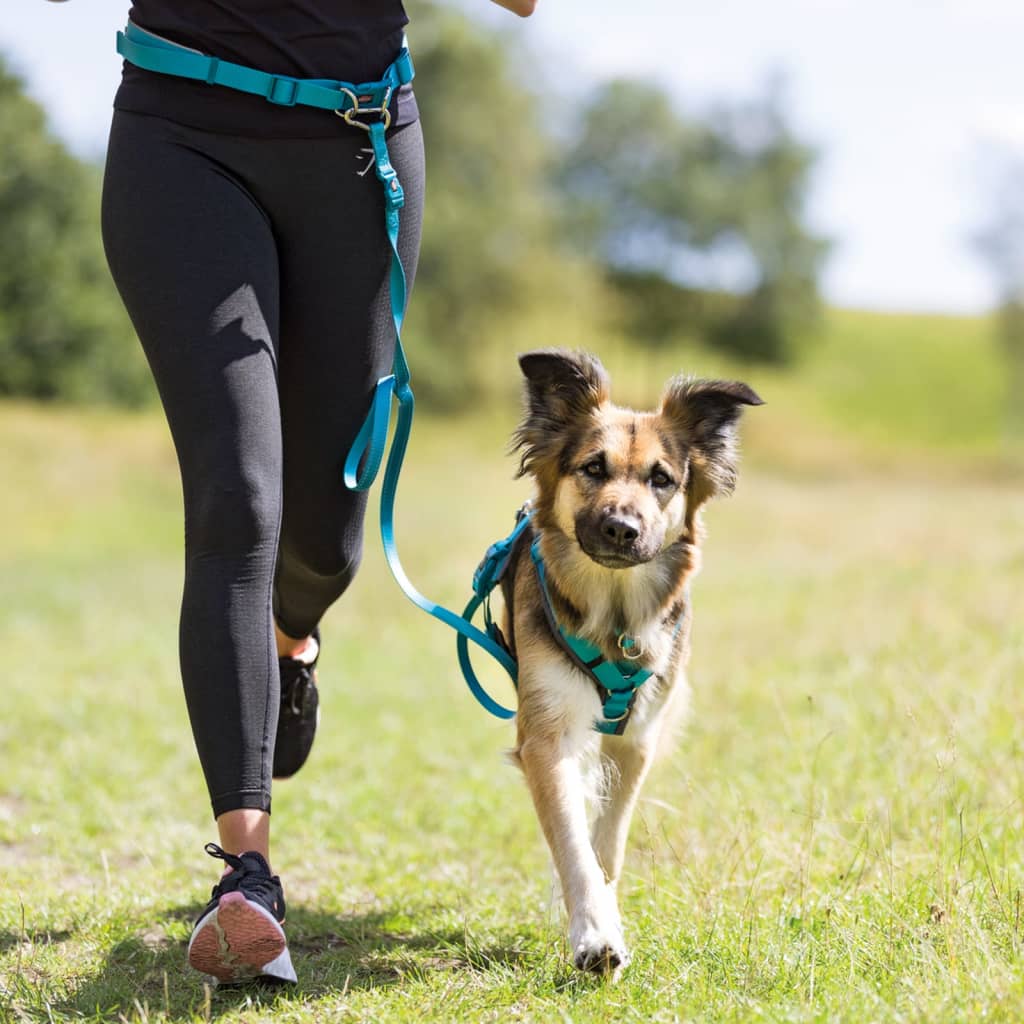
188,891,297,984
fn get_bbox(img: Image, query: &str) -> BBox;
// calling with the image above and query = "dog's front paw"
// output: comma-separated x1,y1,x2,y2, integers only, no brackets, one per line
570,907,630,975
574,937,630,974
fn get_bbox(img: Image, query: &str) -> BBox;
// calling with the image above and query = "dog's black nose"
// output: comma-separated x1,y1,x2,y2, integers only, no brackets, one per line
601,514,640,546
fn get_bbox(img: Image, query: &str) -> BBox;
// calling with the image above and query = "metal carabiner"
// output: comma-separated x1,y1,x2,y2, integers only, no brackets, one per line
336,85,393,131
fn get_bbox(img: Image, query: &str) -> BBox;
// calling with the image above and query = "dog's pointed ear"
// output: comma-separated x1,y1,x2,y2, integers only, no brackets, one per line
518,349,610,423
513,350,610,478
661,377,763,500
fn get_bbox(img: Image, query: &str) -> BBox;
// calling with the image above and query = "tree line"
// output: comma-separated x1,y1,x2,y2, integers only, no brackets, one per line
973,148,1024,438
0,2,828,408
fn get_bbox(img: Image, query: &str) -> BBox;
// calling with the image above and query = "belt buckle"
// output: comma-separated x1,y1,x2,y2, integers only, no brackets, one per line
336,86,392,131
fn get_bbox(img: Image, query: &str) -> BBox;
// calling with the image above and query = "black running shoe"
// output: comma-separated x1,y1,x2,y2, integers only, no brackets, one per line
187,843,296,984
273,626,320,779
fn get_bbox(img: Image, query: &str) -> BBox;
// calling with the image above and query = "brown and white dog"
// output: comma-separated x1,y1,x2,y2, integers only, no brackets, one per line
500,349,762,974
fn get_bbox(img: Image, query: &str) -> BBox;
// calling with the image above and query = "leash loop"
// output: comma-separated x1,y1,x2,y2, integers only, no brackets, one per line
343,375,395,492
345,121,409,494
377,385,519,720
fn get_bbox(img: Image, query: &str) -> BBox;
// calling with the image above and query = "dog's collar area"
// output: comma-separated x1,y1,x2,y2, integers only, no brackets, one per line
529,536,679,736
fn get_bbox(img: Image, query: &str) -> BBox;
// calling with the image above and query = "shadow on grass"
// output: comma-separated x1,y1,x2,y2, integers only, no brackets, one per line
53,903,531,1021
0,928,73,952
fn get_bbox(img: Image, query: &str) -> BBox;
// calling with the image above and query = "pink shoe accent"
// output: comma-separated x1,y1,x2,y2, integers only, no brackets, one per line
188,892,288,982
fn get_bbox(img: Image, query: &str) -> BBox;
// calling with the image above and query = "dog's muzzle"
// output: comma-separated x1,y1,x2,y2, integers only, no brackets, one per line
577,512,659,568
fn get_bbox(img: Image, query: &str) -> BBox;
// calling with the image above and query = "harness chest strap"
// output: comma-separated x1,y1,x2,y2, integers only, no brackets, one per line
455,508,688,735
528,537,657,736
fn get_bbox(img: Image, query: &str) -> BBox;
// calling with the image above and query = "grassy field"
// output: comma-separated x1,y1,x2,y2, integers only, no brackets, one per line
1,313,1023,1022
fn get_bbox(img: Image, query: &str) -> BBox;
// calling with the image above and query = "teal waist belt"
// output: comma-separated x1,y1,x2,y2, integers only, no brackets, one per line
116,21,414,121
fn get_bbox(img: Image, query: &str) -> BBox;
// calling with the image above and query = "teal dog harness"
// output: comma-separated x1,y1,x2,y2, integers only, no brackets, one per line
460,506,683,736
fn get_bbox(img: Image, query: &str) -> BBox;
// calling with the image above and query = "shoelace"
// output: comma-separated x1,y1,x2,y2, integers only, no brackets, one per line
204,842,283,912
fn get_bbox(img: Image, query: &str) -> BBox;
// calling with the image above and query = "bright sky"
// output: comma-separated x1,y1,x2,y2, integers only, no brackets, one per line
5,0,1022,313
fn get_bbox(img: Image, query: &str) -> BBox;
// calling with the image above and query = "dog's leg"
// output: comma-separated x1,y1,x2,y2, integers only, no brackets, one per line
591,684,688,885
516,718,629,973
591,733,659,886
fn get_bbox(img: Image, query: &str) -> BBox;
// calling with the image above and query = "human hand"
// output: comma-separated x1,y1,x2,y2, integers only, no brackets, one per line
489,0,537,16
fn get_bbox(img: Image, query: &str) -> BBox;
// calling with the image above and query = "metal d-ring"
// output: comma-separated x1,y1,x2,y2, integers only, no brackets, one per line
617,634,645,660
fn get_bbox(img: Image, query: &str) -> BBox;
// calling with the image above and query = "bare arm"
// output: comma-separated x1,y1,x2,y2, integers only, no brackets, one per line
490,0,538,16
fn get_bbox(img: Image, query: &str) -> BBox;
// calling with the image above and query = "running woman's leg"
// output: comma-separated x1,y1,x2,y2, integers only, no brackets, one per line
102,111,284,825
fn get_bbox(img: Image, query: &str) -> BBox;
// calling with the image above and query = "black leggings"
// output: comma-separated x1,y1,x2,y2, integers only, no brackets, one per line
102,109,425,816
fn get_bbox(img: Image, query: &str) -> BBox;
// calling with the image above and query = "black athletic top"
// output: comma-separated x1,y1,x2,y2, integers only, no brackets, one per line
114,1,417,137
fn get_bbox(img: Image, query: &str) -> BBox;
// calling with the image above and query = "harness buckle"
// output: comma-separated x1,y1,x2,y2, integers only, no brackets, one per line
336,86,393,131
267,76,299,106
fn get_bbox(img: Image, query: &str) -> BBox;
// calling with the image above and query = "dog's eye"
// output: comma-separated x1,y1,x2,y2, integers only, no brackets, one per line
650,469,673,489
582,459,606,480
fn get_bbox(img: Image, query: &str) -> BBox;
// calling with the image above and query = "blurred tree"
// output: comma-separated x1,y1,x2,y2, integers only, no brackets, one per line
558,77,829,363
973,150,1024,437
0,56,152,404
0,11,607,411
403,2,606,407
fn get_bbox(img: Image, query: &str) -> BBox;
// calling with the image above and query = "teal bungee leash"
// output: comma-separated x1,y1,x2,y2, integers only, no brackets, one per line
117,21,520,720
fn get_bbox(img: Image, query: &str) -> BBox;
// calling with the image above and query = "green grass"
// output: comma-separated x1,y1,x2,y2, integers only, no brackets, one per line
799,309,1007,452
1,313,1023,1022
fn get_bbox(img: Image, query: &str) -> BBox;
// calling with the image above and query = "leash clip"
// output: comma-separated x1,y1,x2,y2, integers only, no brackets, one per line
337,86,393,131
